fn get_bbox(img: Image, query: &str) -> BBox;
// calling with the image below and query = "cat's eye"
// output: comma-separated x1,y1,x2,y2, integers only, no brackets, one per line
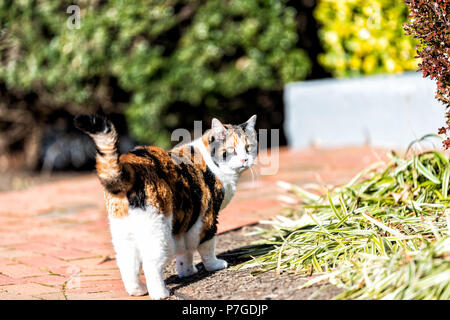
222,147,236,160
245,144,250,152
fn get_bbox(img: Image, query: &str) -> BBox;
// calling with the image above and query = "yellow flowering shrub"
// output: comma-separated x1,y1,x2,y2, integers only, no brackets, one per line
315,0,419,77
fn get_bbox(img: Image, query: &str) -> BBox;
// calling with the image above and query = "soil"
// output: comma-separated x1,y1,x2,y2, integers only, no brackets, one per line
163,225,342,300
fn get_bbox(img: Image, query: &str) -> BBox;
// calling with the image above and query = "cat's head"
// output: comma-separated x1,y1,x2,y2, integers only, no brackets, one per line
204,115,257,174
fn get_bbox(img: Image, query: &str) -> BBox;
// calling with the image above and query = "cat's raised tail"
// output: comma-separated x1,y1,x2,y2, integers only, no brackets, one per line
74,114,132,194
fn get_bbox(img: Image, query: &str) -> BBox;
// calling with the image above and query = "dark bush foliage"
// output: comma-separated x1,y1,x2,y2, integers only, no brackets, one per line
404,0,450,147
0,0,311,162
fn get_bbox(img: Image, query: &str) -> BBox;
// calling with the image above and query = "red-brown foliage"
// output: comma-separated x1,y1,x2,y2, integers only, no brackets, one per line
404,0,450,148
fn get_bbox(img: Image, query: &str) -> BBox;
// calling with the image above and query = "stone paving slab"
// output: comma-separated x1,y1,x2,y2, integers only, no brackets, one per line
0,146,388,300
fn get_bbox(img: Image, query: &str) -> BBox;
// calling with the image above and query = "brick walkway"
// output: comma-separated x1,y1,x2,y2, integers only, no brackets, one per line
0,146,387,300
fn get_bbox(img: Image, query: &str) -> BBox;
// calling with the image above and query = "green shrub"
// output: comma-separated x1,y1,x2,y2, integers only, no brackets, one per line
314,0,419,77
0,0,311,147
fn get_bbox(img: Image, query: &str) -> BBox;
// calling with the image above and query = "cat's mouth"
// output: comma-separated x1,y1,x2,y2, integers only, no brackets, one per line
236,164,250,172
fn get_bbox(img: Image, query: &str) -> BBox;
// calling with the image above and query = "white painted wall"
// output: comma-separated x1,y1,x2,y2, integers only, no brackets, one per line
284,73,446,150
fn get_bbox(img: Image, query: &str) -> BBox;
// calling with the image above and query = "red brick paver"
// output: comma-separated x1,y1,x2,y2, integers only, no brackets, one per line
0,146,388,299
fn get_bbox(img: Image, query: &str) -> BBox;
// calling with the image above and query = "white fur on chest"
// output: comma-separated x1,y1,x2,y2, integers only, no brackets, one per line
218,175,237,210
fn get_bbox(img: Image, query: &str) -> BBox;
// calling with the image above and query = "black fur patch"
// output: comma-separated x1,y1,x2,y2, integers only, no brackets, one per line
102,167,131,194
180,162,203,232
209,141,221,167
127,168,147,209
74,114,110,134
200,166,225,243
129,148,152,159
172,218,183,236
102,179,122,194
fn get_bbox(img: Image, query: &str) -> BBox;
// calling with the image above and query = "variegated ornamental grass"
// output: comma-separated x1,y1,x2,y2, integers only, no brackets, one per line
233,139,450,299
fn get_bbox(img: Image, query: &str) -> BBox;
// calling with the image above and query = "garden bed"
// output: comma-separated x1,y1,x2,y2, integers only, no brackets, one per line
164,225,342,300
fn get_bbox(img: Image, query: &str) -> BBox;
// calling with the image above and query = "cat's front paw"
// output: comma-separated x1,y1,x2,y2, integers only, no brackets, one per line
148,287,170,300
204,259,228,272
178,264,198,278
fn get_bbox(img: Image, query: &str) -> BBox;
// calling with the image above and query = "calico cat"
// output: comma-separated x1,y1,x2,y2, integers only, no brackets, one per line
74,114,257,299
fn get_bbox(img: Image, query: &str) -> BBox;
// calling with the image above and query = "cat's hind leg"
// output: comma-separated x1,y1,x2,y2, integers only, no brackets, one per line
132,207,174,300
176,251,198,278
109,217,147,296
198,236,227,272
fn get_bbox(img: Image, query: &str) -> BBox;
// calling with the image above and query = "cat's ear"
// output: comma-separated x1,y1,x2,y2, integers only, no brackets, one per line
241,114,257,130
211,118,227,140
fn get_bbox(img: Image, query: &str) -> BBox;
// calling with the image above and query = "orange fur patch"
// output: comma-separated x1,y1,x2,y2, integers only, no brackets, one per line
104,191,129,218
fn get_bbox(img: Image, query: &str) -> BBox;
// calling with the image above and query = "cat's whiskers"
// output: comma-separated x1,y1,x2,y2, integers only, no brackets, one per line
249,166,255,186
248,163,261,188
